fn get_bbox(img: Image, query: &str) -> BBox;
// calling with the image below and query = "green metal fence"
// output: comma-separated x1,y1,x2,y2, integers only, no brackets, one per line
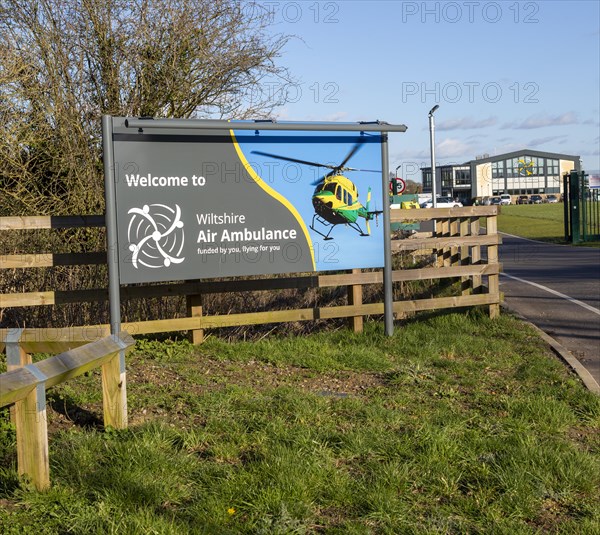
564,170,600,243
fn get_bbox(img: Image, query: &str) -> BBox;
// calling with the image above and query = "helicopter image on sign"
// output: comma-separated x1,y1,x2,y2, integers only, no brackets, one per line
252,141,382,240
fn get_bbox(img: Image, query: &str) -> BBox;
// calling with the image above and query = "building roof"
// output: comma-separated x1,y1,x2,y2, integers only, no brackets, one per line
421,149,581,171
469,149,581,164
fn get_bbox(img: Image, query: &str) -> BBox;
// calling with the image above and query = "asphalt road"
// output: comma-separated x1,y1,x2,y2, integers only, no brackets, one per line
498,234,600,385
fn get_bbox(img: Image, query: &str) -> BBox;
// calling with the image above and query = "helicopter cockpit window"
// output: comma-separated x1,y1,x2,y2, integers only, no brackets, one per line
336,187,342,201
324,183,337,194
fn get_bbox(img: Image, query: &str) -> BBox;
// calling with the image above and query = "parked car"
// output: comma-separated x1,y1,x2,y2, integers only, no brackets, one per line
529,194,543,204
545,194,559,203
420,197,464,208
500,194,512,205
516,195,529,205
489,196,502,205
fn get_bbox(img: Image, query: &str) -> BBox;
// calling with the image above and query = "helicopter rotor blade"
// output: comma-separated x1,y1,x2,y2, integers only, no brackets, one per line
343,167,381,173
251,150,336,170
336,141,365,172
366,219,371,236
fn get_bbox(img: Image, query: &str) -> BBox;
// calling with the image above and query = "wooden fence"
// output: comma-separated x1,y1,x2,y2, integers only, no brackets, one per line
0,206,502,342
0,332,135,490
0,206,500,489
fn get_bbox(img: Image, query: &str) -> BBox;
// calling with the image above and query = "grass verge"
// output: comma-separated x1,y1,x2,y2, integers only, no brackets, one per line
493,204,600,246
1,310,599,533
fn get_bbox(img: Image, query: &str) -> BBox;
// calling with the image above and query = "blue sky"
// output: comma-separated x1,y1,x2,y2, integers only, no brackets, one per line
253,0,600,180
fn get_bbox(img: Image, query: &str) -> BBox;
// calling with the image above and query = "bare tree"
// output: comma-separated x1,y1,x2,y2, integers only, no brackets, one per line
0,0,293,215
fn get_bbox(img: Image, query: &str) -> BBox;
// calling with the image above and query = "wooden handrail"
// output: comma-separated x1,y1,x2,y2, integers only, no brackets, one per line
0,332,134,490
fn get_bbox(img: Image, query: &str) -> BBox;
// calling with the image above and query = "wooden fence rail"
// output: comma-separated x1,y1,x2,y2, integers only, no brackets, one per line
0,332,135,490
1,206,502,340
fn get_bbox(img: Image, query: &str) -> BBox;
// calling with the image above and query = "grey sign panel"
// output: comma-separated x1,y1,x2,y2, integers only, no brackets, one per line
111,118,314,284
103,116,402,335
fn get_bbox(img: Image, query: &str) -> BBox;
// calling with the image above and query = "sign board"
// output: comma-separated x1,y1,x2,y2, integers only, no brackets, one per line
109,118,384,284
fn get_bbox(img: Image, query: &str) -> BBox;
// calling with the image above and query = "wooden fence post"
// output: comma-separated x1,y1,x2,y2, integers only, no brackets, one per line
19,365,50,491
438,218,451,267
5,330,33,482
470,217,482,294
347,269,363,333
486,214,500,319
450,217,460,267
460,218,471,295
101,341,127,429
186,292,204,344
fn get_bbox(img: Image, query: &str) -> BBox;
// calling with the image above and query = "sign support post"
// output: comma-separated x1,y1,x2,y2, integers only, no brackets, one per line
381,133,394,336
102,115,127,428
102,115,122,335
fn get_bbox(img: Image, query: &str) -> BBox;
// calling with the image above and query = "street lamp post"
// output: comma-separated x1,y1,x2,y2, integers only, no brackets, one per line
428,105,439,208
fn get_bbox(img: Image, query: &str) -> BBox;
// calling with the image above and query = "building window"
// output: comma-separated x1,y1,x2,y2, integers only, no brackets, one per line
506,158,518,178
492,184,504,195
547,159,559,176
492,161,504,178
441,168,453,188
455,169,471,185
423,170,432,190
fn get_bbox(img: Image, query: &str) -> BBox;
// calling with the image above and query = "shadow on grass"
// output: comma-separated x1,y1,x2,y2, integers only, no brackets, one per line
47,391,103,430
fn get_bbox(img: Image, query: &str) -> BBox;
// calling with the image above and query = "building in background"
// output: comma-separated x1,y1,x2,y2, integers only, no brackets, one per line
421,150,581,202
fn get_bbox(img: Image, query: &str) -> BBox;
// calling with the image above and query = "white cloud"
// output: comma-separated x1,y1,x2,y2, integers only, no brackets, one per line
436,138,476,158
273,109,350,123
397,138,477,162
527,135,568,147
436,116,498,131
321,111,349,122
502,112,580,130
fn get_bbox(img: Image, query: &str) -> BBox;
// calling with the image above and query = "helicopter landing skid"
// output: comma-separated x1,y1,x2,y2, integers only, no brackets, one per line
310,215,336,240
348,221,369,237
310,215,369,240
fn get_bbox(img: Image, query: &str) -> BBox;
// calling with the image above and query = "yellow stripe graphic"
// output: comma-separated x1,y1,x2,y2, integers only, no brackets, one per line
229,129,316,270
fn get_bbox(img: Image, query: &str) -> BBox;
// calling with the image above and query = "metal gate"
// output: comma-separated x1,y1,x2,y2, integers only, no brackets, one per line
563,170,600,243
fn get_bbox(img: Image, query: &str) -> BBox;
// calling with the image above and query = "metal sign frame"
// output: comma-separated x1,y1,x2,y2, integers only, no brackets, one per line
102,116,407,337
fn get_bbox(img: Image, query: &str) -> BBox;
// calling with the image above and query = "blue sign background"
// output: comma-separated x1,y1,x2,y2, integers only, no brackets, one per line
233,129,384,271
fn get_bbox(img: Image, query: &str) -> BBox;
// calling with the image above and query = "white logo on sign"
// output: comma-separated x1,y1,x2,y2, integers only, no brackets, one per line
127,204,185,269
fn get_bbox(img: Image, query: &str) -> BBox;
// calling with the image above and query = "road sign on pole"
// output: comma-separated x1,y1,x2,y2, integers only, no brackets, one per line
390,177,406,195
396,177,406,194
